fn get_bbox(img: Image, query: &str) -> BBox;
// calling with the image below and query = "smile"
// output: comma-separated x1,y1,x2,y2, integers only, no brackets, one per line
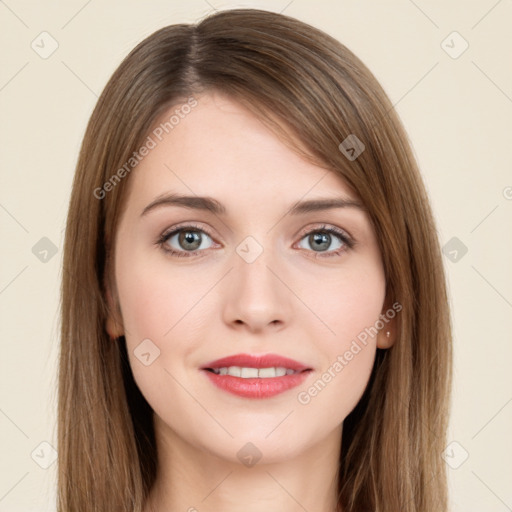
200,353,313,399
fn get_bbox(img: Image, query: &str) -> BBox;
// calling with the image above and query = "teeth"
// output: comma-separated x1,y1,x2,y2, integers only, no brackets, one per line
211,366,299,378
241,367,258,378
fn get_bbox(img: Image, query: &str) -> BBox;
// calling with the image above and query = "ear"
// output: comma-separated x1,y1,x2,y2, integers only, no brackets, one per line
376,296,398,349
105,281,124,340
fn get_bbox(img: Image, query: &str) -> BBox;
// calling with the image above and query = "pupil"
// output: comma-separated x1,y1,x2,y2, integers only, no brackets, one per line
311,232,329,251
180,230,201,250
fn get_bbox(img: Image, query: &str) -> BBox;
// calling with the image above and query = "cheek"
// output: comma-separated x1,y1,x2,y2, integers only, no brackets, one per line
295,258,385,418
114,250,212,419
301,255,386,345
115,245,208,345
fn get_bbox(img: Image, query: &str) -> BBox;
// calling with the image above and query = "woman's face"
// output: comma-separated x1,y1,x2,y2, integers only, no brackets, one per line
108,91,393,464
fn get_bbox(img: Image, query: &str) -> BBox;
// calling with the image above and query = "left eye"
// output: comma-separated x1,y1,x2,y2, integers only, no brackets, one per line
296,229,347,253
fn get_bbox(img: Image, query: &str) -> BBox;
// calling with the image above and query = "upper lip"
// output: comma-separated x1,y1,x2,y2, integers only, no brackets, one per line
201,353,312,371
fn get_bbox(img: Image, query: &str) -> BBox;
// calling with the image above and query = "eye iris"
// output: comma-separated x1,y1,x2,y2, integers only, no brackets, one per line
310,232,330,251
179,230,201,250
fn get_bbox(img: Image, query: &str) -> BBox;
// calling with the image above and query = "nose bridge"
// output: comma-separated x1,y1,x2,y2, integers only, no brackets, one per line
222,234,291,330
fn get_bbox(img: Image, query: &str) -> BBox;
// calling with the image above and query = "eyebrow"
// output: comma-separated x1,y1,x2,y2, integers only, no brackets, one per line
140,193,366,217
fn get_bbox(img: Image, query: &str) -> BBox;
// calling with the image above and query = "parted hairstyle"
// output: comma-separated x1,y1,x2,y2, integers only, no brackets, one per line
59,8,452,512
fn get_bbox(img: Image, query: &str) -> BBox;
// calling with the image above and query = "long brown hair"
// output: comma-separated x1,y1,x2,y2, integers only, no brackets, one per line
59,8,452,511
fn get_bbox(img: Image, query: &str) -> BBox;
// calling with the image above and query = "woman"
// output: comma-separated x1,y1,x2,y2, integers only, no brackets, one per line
59,8,452,512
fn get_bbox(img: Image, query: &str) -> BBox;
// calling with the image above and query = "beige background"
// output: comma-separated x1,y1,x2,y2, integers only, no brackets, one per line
1,1,511,510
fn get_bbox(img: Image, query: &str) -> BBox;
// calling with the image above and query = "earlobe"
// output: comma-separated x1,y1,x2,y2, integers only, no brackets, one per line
377,327,395,349
106,315,124,339
376,296,398,349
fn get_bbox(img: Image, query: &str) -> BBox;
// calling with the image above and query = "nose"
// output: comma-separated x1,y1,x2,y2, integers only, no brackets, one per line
221,245,292,333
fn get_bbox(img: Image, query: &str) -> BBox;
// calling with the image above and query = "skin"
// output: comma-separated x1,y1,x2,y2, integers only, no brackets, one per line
106,91,396,512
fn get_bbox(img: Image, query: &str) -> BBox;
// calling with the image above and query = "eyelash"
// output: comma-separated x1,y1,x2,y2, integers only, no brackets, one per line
156,222,356,259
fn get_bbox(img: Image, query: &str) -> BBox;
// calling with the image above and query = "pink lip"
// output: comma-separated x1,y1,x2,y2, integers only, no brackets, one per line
200,353,312,399
201,353,311,371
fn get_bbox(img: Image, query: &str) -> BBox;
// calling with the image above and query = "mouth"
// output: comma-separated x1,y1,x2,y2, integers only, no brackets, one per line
200,353,313,399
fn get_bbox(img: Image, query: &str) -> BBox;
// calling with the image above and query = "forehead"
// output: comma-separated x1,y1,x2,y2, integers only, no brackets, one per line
126,91,359,210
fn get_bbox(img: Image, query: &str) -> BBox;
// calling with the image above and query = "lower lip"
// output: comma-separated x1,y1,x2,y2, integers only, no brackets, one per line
201,369,312,399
